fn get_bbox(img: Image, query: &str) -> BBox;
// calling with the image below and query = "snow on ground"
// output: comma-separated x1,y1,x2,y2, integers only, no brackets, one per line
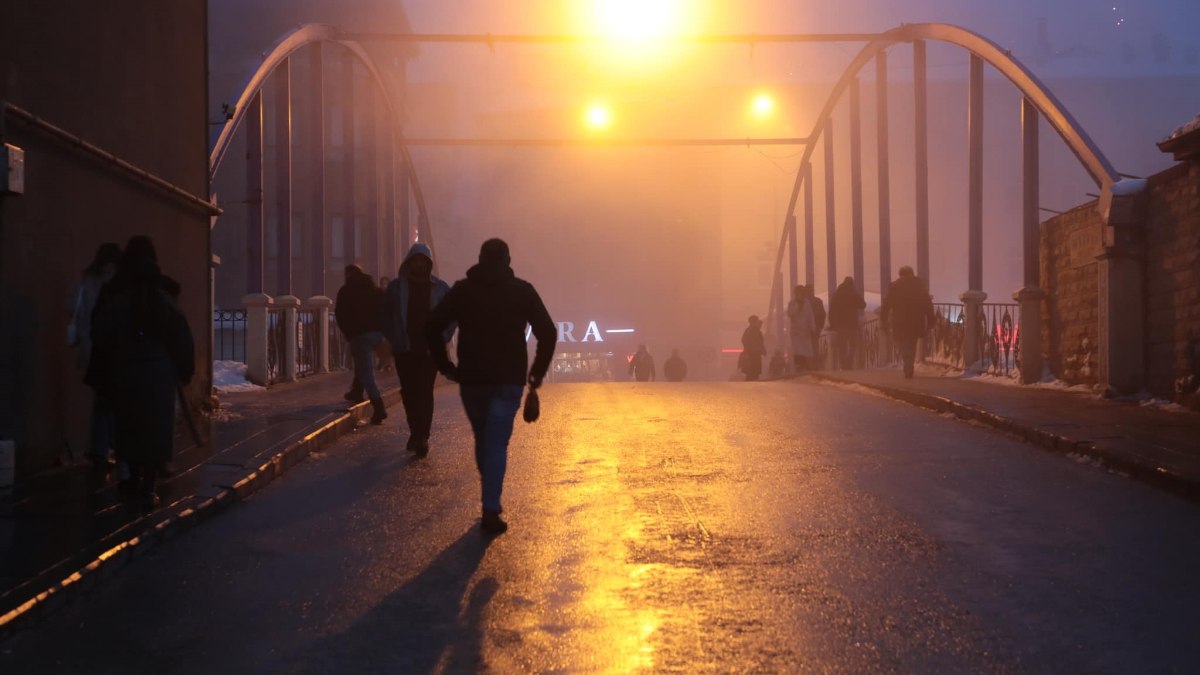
213,360,265,393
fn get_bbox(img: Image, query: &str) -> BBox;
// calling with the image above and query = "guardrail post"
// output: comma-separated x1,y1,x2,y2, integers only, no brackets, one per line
307,295,334,374
275,295,301,383
242,293,274,385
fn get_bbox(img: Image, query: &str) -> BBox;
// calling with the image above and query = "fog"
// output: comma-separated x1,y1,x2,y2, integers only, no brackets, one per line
209,1,1200,378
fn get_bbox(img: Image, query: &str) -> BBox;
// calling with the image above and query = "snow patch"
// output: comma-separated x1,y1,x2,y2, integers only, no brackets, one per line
213,360,265,393
1164,113,1200,142
1110,178,1147,196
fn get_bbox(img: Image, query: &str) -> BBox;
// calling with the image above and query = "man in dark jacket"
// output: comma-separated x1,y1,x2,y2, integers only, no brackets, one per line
880,265,936,379
663,348,687,382
427,238,556,535
829,276,866,370
382,243,450,454
335,264,386,424
629,345,655,381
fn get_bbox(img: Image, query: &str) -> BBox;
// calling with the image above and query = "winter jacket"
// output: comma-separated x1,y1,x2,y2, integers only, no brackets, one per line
382,243,451,353
664,355,687,382
880,275,936,340
426,260,556,386
70,268,114,370
829,280,866,332
335,272,384,340
740,326,766,375
629,350,656,382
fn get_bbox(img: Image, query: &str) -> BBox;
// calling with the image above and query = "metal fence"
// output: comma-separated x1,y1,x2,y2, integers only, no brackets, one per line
328,312,352,370
926,302,1020,376
266,308,284,383
296,309,318,378
213,309,247,362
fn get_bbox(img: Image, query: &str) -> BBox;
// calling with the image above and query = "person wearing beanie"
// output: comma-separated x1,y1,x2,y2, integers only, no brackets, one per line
381,242,451,455
426,238,556,535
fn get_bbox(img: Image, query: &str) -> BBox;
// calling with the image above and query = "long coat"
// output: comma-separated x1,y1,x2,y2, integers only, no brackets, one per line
88,278,194,465
740,325,766,377
787,298,816,358
880,275,936,340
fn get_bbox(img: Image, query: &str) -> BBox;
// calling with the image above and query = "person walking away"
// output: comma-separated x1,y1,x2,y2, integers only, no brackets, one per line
829,276,866,370
86,236,194,509
383,243,451,455
71,242,121,469
739,315,766,381
426,238,556,535
335,265,387,424
787,285,816,373
880,265,936,379
663,348,688,382
629,344,656,382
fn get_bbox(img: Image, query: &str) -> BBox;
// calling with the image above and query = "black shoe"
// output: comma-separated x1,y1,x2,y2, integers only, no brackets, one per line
343,390,365,404
481,510,508,535
413,438,429,458
369,398,388,425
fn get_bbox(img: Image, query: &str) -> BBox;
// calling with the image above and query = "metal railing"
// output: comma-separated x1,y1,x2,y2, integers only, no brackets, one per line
213,309,247,362
328,313,352,370
266,308,284,383
297,309,317,378
926,302,1019,376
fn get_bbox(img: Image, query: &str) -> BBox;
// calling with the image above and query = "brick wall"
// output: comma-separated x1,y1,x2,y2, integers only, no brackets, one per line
1144,162,1200,406
1040,203,1102,386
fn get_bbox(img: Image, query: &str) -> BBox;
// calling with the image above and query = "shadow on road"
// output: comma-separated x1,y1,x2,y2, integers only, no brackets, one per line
289,528,496,674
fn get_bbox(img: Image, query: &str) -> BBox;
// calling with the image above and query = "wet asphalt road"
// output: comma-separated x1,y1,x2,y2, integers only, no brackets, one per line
4,380,1200,674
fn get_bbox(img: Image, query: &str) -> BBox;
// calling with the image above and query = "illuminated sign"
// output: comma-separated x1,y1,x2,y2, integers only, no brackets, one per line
524,321,636,344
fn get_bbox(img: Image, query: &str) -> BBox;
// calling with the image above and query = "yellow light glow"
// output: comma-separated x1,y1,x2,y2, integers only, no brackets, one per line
752,93,776,119
590,0,683,41
585,103,612,130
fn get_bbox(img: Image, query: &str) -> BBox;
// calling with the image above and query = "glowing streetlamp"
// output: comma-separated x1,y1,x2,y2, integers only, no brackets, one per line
584,103,612,131
751,92,776,119
590,0,683,42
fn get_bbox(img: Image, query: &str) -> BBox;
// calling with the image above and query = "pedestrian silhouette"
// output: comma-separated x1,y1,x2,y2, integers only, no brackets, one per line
71,242,121,469
880,265,936,379
739,315,766,381
336,264,387,423
664,348,688,382
829,276,866,370
787,285,816,373
383,243,451,454
426,238,556,535
629,344,656,382
86,236,194,509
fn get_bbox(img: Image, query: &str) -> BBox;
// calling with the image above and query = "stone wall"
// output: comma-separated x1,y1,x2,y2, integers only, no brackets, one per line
1143,162,1200,407
1040,203,1102,386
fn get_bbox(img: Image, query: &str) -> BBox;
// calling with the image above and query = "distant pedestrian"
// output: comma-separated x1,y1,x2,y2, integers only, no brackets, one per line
629,344,656,382
829,276,866,370
787,285,816,372
336,265,387,424
86,236,194,509
768,349,786,378
71,242,121,469
880,265,936,379
739,315,766,381
426,238,556,535
382,243,451,454
664,348,688,382
810,287,826,365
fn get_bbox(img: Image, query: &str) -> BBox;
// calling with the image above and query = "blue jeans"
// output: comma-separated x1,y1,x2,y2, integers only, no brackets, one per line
350,332,383,400
459,384,524,513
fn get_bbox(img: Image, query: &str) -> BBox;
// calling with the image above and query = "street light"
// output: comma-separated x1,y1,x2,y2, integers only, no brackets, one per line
584,102,612,131
589,0,683,42
751,92,775,119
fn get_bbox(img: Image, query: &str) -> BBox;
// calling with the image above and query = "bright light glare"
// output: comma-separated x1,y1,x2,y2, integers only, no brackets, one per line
585,103,612,130
752,93,775,119
591,0,683,41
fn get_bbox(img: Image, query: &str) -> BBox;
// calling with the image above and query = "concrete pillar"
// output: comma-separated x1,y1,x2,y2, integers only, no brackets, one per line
306,295,333,374
275,294,301,383
243,293,274,385
1016,97,1044,384
1014,287,1044,382
961,289,988,369
1097,180,1148,395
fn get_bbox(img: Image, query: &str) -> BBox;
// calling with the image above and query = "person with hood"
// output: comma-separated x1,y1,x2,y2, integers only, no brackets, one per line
880,265,936,379
829,276,867,370
427,238,555,535
335,264,386,424
382,243,451,455
787,285,816,373
629,344,656,382
740,315,766,381
87,236,194,509
71,242,122,469
663,348,687,382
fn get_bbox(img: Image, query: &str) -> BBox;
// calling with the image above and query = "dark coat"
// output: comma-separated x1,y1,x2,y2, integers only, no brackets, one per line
630,349,656,381
426,261,556,386
829,280,866,332
880,275,936,340
88,270,194,465
663,355,687,382
335,273,383,339
740,325,765,376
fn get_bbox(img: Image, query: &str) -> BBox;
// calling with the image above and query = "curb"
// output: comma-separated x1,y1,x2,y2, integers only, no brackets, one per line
809,373,1200,504
0,388,402,641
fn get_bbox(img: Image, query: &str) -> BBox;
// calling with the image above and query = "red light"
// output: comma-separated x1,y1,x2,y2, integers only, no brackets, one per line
720,348,744,354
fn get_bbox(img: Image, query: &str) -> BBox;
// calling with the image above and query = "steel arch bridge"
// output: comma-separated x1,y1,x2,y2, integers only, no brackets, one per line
208,23,436,298
764,23,1121,379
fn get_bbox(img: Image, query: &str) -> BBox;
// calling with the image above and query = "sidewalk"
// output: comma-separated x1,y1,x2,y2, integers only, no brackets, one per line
807,365,1200,502
0,370,400,638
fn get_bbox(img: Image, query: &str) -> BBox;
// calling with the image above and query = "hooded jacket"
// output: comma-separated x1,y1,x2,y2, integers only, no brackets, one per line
335,270,383,339
381,243,451,353
425,260,556,386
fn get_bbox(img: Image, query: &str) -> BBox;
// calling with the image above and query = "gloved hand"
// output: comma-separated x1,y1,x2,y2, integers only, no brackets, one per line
527,373,543,390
